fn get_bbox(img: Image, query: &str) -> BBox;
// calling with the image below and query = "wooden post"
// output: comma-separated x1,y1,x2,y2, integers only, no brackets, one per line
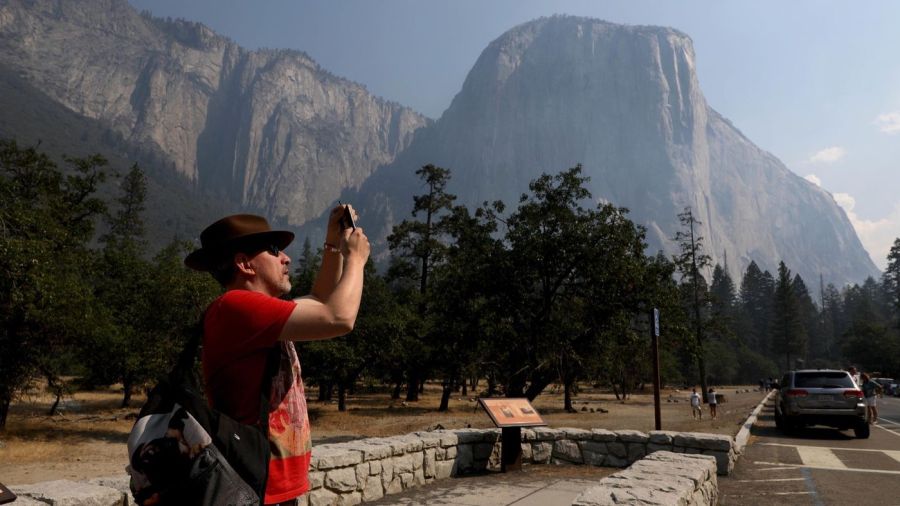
652,308,662,430
501,426,522,472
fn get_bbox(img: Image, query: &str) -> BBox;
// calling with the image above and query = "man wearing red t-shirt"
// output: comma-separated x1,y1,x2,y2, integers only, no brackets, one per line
185,207,369,505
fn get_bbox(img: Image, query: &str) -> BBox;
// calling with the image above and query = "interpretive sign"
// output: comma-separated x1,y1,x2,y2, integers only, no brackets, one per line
479,398,546,428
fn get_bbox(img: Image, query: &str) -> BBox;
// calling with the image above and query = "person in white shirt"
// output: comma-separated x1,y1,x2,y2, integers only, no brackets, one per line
708,387,718,420
690,388,702,420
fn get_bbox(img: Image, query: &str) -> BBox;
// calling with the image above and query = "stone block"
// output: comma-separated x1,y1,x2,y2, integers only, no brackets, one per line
456,444,474,469
702,449,736,475
87,476,135,506
385,476,403,495
355,463,368,490
616,429,649,443
532,427,564,441
435,460,456,479
606,441,627,458
605,455,628,467
356,442,393,461
424,448,436,478
647,430,679,445
312,446,364,470
590,428,617,442
626,442,646,462
646,443,672,454
308,470,325,489
369,460,382,476
336,491,361,506
413,468,426,486
412,431,443,448
412,452,424,470
531,442,552,463
562,428,592,440
580,441,608,466
325,467,358,493
521,442,533,461
473,442,495,460
399,472,415,488
11,479,124,506
552,439,583,463
361,475,384,502
453,428,493,444
308,487,339,506
434,430,459,447
694,433,734,452
393,453,415,474
380,458,395,487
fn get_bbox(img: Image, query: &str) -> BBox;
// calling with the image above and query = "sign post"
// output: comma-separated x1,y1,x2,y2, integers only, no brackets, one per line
479,398,546,472
651,308,662,430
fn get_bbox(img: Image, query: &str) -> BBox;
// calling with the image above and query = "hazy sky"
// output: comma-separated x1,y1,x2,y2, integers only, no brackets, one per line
129,0,900,270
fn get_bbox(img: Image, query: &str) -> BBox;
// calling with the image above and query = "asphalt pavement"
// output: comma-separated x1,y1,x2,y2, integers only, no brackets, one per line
719,395,900,505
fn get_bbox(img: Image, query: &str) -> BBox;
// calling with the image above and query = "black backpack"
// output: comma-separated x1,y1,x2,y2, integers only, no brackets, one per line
127,325,280,506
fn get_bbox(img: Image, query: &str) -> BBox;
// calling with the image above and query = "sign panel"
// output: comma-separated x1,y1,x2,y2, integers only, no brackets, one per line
479,398,546,428
653,308,660,338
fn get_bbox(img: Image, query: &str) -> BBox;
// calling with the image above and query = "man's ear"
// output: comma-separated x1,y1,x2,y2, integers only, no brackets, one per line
234,252,255,276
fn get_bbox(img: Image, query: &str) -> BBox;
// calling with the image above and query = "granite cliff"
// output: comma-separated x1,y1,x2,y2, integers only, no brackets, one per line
0,3,878,285
334,16,877,286
0,0,428,225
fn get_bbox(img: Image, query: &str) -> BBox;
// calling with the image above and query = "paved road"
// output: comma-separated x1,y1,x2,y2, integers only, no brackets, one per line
719,395,900,505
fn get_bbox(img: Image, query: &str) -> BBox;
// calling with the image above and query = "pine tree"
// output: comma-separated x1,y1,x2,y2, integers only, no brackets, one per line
772,262,805,370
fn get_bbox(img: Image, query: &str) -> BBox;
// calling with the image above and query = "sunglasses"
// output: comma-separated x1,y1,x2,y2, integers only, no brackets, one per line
265,244,281,257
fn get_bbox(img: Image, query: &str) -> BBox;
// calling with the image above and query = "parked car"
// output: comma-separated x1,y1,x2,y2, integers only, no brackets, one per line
774,369,869,438
873,378,895,396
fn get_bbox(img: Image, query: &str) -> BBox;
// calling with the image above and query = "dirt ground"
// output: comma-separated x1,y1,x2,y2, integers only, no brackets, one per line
0,382,764,485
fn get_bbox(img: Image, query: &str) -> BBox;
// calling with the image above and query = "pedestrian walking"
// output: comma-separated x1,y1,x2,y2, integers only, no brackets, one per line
860,373,883,424
690,388,702,420
708,387,718,420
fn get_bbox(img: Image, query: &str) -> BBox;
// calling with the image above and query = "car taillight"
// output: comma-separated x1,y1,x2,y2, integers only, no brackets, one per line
843,389,863,398
785,389,809,397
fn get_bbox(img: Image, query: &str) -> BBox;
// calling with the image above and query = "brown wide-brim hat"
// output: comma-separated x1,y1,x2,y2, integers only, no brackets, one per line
184,214,294,271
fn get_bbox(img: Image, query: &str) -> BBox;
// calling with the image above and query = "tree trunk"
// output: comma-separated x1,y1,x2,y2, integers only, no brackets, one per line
318,381,334,402
698,357,709,404
438,379,452,412
391,380,403,400
338,383,347,412
612,384,621,401
49,391,62,416
564,377,575,413
0,396,11,431
461,380,467,396
406,371,419,402
121,378,133,408
524,373,554,402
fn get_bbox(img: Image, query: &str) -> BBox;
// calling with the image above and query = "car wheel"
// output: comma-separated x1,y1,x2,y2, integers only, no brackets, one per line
854,421,870,439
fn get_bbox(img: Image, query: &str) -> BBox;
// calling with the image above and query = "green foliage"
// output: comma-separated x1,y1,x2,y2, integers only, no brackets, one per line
0,140,108,428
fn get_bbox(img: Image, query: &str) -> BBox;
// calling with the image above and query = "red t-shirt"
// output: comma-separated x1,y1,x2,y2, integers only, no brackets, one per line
202,290,312,504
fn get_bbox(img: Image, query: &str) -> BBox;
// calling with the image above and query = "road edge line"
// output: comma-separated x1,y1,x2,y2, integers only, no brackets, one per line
734,390,773,455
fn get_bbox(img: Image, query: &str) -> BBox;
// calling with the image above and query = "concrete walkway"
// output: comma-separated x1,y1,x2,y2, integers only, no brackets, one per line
366,465,616,505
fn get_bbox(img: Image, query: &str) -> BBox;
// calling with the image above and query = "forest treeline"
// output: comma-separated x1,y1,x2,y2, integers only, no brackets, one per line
2,140,899,430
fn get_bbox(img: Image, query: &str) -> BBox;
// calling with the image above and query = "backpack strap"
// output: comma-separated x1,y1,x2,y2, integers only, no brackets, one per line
172,309,285,435
257,343,282,434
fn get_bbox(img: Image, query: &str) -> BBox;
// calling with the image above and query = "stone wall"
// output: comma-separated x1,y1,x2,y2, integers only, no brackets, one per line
8,428,735,505
572,451,718,506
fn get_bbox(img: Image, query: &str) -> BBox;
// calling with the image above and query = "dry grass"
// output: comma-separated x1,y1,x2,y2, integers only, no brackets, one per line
0,380,764,485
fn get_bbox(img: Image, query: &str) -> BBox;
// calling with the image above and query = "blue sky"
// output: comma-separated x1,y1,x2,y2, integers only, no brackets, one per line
129,0,900,270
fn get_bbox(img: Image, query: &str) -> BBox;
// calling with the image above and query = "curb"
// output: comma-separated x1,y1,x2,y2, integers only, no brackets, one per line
734,390,773,454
